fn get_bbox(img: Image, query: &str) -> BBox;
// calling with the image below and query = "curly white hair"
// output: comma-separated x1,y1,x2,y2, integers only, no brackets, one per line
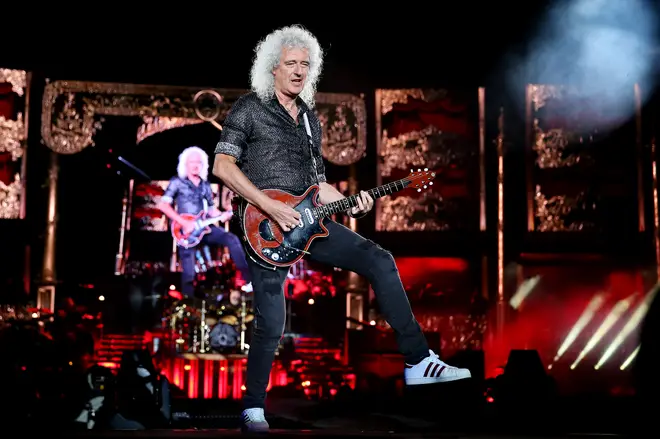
177,146,209,181
249,24,324,108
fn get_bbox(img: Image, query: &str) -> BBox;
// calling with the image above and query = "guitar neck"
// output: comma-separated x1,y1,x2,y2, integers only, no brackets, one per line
314,177,411,219
199,216,223,227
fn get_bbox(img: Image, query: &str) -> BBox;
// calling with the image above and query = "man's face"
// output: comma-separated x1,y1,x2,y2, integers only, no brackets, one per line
186,152,202,177
273,47,309,98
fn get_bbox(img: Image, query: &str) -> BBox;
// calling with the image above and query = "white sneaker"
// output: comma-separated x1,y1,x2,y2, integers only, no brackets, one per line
241,408,269,433
404,349,471,385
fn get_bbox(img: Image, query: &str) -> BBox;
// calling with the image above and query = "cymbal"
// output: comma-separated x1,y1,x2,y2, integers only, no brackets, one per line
219,315,239,325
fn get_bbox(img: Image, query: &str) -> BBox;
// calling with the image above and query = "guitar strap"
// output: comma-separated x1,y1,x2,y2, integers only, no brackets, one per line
302,112,320,184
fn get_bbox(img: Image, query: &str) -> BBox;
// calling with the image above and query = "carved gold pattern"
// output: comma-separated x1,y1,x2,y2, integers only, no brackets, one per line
376,88,475,232
378,126,467,177
41,81,367,163
315,93,367,166
0,174,21,219
136,116,203,144
379,191,449,232
530,85,592,169
41,81,246,154
533,122,586,169
529,84,576,111
534,185,596,231
0,69,27,96
0,68,27,220
0,113,25,160
380,88,425,115
528,84,603,230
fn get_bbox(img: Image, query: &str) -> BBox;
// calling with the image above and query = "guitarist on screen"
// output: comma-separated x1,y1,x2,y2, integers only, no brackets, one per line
158,146,252,298
212,25,471,434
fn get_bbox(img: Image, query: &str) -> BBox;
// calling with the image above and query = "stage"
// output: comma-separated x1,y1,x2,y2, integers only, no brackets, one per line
58,433,636,439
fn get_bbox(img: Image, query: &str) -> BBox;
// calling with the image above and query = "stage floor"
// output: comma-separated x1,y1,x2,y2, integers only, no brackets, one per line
37,392,639,438
47,430,635,439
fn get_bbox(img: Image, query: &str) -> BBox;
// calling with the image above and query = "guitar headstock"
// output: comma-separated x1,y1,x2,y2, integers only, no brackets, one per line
406,168,436,193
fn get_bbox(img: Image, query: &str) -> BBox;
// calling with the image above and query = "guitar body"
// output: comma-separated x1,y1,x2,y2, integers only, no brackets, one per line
172,211,212,249
240,185,329,267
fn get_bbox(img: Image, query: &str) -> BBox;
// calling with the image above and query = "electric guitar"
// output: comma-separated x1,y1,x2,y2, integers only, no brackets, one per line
172,211,231,249
234,168,436,267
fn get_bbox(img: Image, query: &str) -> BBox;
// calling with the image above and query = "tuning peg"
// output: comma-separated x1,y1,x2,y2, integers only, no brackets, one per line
410,169,414,173
429,182,433,185
417,168,421,172
424,168,428,171
417,188,421,192
423,185,427,189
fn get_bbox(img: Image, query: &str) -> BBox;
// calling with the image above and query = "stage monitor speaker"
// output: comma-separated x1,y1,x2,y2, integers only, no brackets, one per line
116,349,171,429
498,349,556,407
505,349,546,380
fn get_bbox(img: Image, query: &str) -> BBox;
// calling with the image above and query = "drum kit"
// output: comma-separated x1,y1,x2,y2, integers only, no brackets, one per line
164,247,255,355
163,249,334,355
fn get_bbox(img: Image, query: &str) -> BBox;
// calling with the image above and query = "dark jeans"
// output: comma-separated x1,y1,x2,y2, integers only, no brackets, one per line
179,226,251,297
243,220,429,409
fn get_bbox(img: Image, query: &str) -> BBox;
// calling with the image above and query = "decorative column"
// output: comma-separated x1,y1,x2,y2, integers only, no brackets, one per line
38,151,58,311
496,108,505,339
345,163,362,292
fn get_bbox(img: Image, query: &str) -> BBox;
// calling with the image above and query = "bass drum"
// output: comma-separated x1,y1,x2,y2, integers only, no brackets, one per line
209,323,240,352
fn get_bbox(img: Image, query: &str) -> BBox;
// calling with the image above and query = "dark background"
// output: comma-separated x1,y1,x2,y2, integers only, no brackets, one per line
2,3,660,295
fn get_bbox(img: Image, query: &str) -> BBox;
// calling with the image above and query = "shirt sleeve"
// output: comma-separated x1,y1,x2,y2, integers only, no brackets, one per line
205,183,216,207
215,95,253,161
160,177,179,204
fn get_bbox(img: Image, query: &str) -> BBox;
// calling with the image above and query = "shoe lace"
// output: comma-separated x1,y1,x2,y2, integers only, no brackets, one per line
429,350,455,369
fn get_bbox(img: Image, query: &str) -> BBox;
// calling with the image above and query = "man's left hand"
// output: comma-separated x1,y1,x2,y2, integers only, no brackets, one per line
351,190,374,217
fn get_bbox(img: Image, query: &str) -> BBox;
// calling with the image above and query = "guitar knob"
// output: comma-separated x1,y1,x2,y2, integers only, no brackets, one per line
272,253,280,261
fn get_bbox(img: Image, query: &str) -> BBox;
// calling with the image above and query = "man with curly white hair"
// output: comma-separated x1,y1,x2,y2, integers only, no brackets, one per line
213,25,470,433
159,146,251,298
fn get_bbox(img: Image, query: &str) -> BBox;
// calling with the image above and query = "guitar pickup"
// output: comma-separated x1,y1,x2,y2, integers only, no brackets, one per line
304,208,314,225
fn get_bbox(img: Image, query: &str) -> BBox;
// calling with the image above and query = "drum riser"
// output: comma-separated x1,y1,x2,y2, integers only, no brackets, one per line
160,356,288,399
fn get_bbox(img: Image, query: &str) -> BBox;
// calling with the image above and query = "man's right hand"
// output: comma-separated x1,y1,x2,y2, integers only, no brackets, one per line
265,199,301,232
180,219,196,235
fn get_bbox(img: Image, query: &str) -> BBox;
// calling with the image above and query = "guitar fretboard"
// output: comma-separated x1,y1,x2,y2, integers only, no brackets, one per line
313,178,411,219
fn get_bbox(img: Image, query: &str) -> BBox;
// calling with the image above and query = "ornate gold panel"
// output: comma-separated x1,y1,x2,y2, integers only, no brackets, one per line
375,88,481,231
525,84,640,233
41,81,367,166
0,68,29,219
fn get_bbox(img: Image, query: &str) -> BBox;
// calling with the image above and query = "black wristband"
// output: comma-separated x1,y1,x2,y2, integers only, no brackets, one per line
348,210,368,219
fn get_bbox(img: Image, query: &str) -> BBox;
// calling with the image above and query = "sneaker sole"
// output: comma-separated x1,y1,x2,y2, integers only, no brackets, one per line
241,424,270,434
405,373,472,385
